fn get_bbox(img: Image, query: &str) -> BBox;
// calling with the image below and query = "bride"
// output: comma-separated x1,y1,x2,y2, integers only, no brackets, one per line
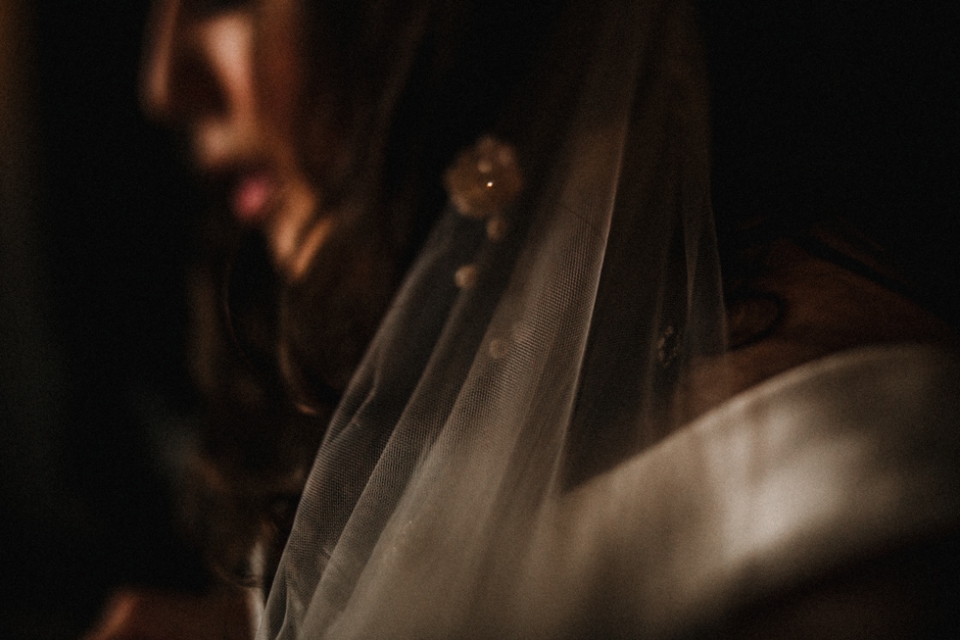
89,0,960,637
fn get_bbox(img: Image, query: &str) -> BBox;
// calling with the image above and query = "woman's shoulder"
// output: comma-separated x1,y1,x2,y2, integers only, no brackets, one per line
682,230,960,421
689,344,960,639
572,342,960,638
554,338,960,637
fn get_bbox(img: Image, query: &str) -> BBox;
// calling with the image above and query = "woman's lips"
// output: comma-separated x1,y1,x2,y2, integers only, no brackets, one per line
231,171,277,223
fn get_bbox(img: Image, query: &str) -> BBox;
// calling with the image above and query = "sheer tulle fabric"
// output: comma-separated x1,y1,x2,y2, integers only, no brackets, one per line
259,0,727,636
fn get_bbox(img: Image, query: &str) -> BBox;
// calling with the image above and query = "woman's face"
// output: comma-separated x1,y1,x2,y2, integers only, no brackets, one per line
141,0,409,403
141,0,330,279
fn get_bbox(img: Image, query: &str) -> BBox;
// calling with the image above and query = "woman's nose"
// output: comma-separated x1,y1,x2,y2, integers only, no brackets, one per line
140,0,185,122
140,0,253,129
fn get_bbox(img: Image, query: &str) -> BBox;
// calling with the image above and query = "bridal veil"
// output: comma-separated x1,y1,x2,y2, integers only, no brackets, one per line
260,0,730,635
257,0,960,636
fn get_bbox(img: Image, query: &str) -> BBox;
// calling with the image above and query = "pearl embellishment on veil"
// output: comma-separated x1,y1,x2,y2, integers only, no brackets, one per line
444,136,523,223
454,264,479,289
446,136,522,288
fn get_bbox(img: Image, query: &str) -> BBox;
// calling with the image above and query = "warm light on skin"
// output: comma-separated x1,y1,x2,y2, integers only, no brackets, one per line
187,14,258,170
83,589,254,640
140,0,329,281
141,6,262,170
141,0,407,413
269,180,332,280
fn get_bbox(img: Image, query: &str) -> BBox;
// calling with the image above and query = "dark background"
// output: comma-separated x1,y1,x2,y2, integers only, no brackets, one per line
700,1,960,324
2,1,206,637
1,1,958,638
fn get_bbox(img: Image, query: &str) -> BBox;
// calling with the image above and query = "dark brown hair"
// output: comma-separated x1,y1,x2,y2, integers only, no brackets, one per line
186,0,570,585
